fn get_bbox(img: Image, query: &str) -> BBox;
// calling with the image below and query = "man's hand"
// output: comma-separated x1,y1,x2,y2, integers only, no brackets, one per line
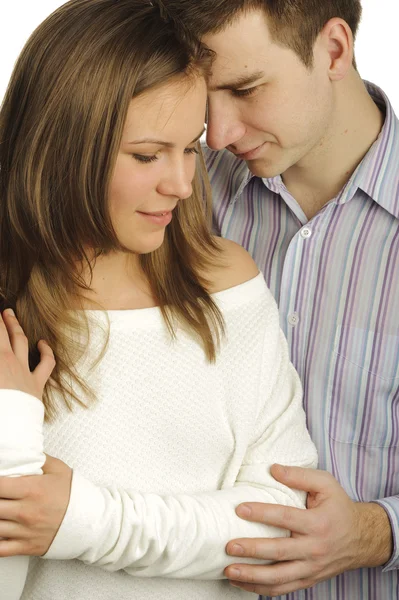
0,308,55,400
224,465,393,597
0,455,72,557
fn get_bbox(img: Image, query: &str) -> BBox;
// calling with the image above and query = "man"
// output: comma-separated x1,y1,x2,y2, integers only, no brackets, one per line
165,1,399,598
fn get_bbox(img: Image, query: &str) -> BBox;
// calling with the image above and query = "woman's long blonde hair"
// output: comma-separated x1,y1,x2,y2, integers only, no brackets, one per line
0,0,223,420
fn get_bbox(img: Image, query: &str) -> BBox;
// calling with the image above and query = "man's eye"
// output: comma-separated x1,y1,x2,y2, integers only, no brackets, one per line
133,154,158,164
232,87,257,98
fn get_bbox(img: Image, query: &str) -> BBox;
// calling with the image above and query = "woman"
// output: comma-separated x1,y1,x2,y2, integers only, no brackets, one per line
0,0,317,598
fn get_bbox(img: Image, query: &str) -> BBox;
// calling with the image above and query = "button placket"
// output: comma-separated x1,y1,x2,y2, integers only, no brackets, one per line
300,227,312,239
288,312,300,327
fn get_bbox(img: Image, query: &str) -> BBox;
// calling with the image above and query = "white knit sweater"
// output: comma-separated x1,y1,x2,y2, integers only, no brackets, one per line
0,273,317,600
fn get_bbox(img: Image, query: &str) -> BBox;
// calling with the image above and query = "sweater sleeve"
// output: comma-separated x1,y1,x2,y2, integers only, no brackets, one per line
43,301,318,579
0,391,45,600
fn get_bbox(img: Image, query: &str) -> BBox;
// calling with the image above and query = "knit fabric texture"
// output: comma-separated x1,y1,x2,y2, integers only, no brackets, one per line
0,273,317,599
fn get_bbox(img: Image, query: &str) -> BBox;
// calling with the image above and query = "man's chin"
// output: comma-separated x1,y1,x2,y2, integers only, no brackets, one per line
244,157,283,179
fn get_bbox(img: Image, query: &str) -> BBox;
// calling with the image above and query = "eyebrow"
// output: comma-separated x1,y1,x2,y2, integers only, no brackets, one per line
127,127,205,147
208,70,265,92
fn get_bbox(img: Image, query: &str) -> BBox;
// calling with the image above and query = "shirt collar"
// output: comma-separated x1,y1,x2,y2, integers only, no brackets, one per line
229,160,254,204
231,82,399,220
340,82,399,220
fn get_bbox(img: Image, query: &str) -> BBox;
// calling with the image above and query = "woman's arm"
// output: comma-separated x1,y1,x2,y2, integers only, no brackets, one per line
0,392,46,600
0,310,54,600
46,378,315,580
0,293,317,580
41,295,317,579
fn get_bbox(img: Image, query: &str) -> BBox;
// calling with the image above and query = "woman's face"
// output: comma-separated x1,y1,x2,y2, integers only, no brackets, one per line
108,75,207,255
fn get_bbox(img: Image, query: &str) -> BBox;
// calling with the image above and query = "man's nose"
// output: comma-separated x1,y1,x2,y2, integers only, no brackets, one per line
205,100,246,151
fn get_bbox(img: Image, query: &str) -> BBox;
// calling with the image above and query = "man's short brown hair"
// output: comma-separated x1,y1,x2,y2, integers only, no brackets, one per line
165,0,363,68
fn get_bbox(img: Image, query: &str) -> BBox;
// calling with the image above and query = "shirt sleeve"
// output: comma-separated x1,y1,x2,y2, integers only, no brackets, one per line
0,390,45,600
43,306,318,579
373,497,399,571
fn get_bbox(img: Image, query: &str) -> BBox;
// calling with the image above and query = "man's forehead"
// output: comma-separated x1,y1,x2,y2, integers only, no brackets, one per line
202,9,273,56
203,16,275,91
207,69,265,92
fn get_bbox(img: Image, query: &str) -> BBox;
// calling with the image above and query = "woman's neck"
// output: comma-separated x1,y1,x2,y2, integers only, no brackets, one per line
78,251,157,310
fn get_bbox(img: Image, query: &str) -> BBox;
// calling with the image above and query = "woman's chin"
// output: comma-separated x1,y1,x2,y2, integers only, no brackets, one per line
120,231,167,256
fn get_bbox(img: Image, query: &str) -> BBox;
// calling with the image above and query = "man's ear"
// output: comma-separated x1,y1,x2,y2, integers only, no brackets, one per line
319,17,354,82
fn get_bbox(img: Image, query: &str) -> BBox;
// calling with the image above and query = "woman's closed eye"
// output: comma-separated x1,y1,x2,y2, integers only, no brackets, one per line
133,146,199,164
132,154,158,164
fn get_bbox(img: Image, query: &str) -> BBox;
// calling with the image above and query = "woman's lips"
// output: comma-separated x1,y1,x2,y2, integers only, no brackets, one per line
137,210,173,226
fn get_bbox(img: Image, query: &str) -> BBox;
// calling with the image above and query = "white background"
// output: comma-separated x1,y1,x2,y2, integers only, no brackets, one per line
0,0,398,110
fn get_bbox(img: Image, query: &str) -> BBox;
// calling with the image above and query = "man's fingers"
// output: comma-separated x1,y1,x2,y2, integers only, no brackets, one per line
42,454,69,475
229,577,314,597
0,519,23,538
0,311,54,399
0,499,20,522
226,536,307,561
224,559,308,589
33,340,56,389
0,311,13,353
236,502,310,534
0,539,26,558
270,464,335,494
0,477,26,500
1,309,29,365
230,581,260,595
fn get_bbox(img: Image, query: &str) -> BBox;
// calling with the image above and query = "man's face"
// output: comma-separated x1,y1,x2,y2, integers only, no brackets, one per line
203,10,334,178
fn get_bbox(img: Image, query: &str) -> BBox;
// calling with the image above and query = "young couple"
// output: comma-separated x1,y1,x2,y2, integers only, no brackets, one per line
0,1,397,600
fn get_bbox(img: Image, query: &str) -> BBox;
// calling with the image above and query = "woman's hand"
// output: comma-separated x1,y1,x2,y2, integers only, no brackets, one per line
0,309,55,400
0,455,72,557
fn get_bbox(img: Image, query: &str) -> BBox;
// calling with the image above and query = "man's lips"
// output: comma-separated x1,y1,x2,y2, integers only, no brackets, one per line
233,142,268,160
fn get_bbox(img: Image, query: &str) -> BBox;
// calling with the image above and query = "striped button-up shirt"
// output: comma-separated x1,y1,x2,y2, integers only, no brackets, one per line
205,82,399,600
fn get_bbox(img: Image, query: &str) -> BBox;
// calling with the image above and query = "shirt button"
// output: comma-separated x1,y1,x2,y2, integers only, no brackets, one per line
300,227,312,239
288,313,300,327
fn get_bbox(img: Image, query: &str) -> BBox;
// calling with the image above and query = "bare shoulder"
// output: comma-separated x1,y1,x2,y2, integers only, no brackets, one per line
206,237,259,294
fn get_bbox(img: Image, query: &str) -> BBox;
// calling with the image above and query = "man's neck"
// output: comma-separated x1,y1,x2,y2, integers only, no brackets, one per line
282,75,385,221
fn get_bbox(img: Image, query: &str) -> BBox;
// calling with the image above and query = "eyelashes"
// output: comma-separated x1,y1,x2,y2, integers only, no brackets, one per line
133,147,199,164
133,154,158,164
185,147,200,156
232,87,258,98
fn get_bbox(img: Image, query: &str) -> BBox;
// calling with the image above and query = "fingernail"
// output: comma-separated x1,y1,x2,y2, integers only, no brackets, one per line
230,544,244,556
237,504,251,518
6,308,15,317
228,568,241,578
